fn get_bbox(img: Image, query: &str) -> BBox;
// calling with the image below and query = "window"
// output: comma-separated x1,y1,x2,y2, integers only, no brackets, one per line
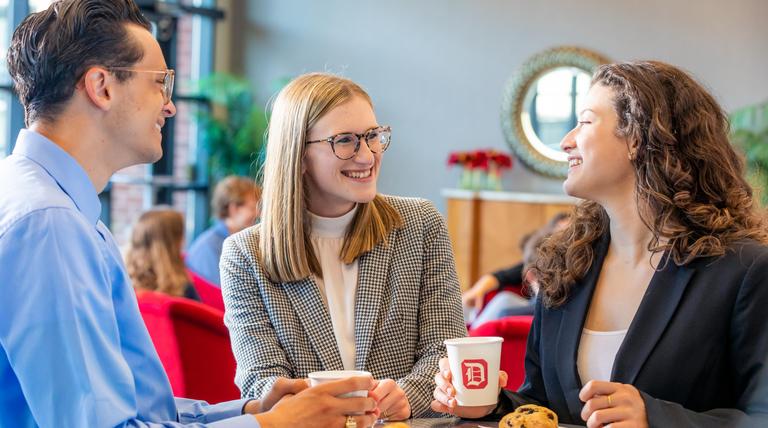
28,0,50,13
0,92,9,156
0,1,36,158
0,1,222,248
0,1,15,157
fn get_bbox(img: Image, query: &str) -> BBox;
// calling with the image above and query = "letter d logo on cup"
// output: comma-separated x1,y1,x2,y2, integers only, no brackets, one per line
461,359,489,389
444,337,503,406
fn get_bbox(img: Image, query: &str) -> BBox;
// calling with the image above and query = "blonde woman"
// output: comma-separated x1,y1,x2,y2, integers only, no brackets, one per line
220,73,466,421
126,208,200,301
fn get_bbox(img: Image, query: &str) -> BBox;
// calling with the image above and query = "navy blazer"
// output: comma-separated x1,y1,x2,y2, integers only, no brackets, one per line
497,233,768,427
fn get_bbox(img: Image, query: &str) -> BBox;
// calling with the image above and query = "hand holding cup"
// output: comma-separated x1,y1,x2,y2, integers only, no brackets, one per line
431,337,508,418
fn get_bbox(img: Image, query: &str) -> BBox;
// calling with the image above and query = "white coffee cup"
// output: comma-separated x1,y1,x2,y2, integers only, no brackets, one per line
307,370,372,399
444,336,503,406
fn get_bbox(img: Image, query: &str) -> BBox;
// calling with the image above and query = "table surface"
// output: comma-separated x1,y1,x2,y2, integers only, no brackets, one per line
373,418,583,427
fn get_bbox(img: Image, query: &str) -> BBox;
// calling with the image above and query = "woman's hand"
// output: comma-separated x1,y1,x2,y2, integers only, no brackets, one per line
462,275,500,312
255,376,380,428
579,380,648,428
430,357,508,418
372,379,411,420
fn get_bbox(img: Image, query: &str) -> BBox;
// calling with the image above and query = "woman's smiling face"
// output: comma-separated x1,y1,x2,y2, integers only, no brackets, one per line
560,83,635,204
303,95,382,217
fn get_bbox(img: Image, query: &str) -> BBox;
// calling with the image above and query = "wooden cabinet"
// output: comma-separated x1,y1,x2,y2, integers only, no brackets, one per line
444,190,576,291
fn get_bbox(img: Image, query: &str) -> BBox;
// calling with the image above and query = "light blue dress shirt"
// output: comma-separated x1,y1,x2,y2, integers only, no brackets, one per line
0,130,259,427
186,221,230,287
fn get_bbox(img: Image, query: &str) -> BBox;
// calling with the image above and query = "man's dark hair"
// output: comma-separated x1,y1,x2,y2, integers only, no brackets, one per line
7,0,151,125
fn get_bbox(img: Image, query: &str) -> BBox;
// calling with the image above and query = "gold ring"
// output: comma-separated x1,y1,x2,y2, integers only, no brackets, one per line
345,415,357,428
607,394,613,407
382,410,389,420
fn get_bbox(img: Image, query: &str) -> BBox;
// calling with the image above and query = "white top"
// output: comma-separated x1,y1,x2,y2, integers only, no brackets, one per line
576,328,628,384
309,205,359,370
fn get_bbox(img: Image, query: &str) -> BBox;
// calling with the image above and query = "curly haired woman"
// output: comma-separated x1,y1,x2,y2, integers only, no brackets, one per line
433,61,768,427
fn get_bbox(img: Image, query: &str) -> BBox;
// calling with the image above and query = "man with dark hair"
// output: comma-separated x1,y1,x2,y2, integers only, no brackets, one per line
0,1,377,426
187,176,261,286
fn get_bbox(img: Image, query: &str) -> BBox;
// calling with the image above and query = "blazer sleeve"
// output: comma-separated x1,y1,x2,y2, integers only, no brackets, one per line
397,200,468,417
220,234,294,399
642,249,768,427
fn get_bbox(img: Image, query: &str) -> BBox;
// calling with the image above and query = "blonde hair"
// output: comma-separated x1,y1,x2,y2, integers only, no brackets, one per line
259,72,403,282
212,175,261,219
125,208,190,297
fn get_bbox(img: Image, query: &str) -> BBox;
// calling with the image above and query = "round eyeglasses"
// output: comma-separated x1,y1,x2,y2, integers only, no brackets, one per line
108,67,175,105
306,126,392,160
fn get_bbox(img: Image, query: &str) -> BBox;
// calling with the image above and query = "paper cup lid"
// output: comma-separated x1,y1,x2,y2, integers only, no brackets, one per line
444,336,504,346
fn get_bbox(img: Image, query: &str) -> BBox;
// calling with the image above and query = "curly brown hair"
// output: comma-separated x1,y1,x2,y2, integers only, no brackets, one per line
534,61,768,307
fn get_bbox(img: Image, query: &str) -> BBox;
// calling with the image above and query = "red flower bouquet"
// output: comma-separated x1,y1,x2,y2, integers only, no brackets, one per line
447,149,513,190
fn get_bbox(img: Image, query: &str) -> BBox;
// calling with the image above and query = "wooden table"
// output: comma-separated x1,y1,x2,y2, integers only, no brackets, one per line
374,418,583,427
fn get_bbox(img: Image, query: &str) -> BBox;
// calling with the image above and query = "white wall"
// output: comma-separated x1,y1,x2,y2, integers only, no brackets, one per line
227,0,768,212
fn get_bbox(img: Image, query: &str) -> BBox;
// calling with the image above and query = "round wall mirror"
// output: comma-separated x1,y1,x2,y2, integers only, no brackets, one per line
501,47,610,178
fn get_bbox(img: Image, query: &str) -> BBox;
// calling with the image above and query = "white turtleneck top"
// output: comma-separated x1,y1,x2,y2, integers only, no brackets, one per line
309,205,359,370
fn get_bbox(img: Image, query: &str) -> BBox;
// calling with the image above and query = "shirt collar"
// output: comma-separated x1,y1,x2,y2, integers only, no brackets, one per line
12,129,102,225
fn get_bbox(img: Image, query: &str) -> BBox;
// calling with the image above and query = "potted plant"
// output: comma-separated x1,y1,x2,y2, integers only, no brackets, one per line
193,73,268,181
730,102,768,205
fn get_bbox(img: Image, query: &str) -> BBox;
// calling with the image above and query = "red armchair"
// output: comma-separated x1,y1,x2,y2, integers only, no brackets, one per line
137,290,240,403
188,269,225,313
468,315,533,391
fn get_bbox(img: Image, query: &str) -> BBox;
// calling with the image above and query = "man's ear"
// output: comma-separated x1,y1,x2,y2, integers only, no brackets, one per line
80,67,114,111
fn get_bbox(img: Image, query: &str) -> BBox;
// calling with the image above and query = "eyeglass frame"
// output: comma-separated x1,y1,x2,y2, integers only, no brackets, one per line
107,67,175,105
305,125,392,160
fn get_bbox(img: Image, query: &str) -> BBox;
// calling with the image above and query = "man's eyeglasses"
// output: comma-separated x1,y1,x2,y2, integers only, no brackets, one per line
306,126,392,160
108,67,175,105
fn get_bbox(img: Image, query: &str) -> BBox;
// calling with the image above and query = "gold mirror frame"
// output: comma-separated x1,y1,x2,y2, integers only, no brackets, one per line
501,46,610,178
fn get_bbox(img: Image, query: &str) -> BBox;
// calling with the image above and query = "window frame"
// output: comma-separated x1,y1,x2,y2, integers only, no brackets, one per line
1,1,223,244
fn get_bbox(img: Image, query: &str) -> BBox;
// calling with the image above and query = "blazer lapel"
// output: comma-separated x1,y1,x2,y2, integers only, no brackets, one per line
354,228,396,370
555,233,610,419
284,276,344,370
611,256,694,384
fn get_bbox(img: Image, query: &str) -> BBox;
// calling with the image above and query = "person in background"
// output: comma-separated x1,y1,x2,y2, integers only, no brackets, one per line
462,212,570,326
0,1,378,426
126,207,201,301
220,72,466,422
432,61,768,427
186,175,261,287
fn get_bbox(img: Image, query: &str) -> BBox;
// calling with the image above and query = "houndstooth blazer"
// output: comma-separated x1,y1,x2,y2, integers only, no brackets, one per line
220,195,467,417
